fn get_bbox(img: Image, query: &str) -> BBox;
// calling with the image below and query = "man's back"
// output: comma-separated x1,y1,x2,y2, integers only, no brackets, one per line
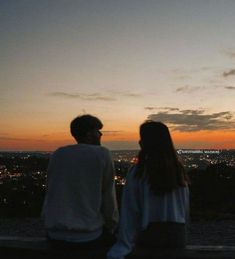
42,143,118,242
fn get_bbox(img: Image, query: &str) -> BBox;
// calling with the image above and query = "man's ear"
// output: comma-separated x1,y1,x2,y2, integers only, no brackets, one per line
85,132,92,143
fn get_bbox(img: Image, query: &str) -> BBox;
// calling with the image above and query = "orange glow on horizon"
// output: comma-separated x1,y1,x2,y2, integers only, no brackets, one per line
1,129,235,151
172,130,235,149
102,131,138,141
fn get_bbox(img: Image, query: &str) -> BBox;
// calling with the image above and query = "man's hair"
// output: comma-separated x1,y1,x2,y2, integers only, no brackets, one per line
70,114,103,142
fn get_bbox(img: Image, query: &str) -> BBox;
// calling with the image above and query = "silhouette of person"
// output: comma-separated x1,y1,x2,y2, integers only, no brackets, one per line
107,121,189,259
42,114,119,251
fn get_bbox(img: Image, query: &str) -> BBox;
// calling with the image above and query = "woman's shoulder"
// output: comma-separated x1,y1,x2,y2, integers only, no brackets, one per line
125,165,148,189
174,184,190,197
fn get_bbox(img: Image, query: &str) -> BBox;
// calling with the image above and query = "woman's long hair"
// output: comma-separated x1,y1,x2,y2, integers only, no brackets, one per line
135,121,188,195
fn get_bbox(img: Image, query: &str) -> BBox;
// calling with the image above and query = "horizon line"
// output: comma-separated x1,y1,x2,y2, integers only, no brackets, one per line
0,148,235,153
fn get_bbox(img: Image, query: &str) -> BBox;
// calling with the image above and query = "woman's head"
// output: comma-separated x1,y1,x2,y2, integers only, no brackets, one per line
139,121,174,155
136,120,187,195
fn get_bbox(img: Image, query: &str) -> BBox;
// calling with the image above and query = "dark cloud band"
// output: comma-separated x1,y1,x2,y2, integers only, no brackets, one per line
225,86,235,90
48,92,116,101
48,90,142,101
147,109,235,132
223,69,235,77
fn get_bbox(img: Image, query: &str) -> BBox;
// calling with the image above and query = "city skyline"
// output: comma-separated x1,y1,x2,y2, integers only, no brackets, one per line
1,1,235,151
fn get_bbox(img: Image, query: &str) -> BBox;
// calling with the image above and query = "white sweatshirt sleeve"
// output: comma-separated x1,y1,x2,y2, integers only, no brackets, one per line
107,168,141,259
101,149,119,233
41,152,55,219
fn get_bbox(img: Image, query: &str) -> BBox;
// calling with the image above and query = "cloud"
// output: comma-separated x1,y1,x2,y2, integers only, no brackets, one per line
180,109,204,115
0,137,27,141
225,86,235,90
0,136,46,142
175,85,203,93
145,107,156,111
147,109,235,132
223,69,235,77
168,69,192,80
176,86,189,92
145,107,180,112
0,136,39,142
110,90,142,98
48,90,142,101
48,92,116,101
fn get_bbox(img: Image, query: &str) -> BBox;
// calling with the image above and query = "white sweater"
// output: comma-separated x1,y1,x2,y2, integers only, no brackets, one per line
42,144,119,242
107,166,189,259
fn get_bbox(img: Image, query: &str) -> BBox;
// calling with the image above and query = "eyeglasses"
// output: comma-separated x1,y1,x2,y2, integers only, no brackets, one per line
90,129,103,136
98,130,103,136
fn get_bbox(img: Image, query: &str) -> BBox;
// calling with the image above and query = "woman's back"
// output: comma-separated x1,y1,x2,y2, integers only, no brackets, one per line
148,183,189,223
125,166,189,230
134,169,189,248
107,121,190,259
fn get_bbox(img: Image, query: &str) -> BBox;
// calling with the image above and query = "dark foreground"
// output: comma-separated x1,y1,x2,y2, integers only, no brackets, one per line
0,218,235,246
0,237,235,259
0,218,235,258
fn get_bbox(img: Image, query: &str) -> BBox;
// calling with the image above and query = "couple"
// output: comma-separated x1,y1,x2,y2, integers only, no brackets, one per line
42,114,189,259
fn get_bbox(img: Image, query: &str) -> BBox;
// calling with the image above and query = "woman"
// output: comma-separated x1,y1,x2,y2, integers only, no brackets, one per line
107,121,189,259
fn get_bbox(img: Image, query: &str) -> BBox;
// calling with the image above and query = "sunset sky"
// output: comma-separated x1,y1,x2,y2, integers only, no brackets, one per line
1,0,235,151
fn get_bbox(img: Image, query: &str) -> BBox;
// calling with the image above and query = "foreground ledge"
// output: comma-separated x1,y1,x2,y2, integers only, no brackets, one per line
0,236,235,258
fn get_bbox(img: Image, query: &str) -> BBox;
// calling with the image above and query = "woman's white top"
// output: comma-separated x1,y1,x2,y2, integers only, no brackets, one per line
107,166,189,259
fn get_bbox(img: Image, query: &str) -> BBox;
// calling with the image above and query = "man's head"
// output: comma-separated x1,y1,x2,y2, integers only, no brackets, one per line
70,114,103,145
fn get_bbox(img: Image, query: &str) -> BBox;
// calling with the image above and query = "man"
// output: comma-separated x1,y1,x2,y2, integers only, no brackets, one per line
42,114,119,249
